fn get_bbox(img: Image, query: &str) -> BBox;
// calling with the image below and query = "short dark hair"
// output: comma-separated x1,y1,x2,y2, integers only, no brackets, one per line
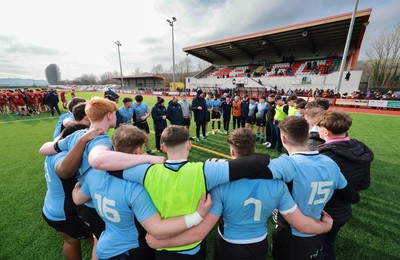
161,125,189,147
293,98,307,109
314,110,352,135
61,123,88,138
72,102,86,121
135,95,143,102
227,128,256,157
122,97,133,104
287,95,298,102
275,95,282,101
112,125,147,154
306,98,330,110
67,97,86,112
279,116,309,146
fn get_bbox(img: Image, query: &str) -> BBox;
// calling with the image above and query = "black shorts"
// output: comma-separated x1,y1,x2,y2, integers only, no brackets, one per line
42,212,91,239
107,246,155,260
155,240,206,260
214,230,268,260
256,117,266,127
206,111,211,122
272,225,325,260
246,116,255,124
134,121,150,134
77,204,105,239
211,111,221,119
183,118,191,126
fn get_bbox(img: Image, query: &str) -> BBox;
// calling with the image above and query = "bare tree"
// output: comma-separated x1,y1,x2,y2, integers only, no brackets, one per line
197,60,211,72
45,64,61,84
151,64,164,75
174,61,186,82
73,74,98,85
182,57,193,74
134,67,142,75
365,24,400,88
99,71,120,84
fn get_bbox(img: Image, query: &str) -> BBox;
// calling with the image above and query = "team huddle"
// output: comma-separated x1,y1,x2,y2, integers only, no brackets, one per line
38,92,373,260
0,88,73,116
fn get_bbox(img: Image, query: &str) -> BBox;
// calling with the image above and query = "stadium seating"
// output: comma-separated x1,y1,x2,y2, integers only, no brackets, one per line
201,58,340,79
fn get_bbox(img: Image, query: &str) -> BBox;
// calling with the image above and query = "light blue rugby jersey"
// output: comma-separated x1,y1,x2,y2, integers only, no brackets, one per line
248,103,257,117
118,106,134,124
256,103,267,118
81,169,157,259
206,99,213,110
52,112,74,139
43,152,71,221
132,102,149,121
209,179,297,243
118,160,230,255
268,151,347,237
212,99,221,111
57,129,112,207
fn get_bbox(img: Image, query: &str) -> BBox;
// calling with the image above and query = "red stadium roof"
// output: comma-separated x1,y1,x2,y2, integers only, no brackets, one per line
183,8,372,64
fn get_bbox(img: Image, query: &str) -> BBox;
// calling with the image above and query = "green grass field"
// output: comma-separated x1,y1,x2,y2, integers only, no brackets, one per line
0,92,399,259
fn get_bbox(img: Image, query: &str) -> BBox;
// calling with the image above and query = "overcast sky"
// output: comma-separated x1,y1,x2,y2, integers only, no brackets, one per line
0,0,398,80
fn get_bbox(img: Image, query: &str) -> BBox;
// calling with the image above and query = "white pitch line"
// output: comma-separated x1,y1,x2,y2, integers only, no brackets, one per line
0,117,57,124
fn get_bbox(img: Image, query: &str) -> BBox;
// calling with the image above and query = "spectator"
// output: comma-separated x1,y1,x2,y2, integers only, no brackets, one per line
231,95,242,130
179,94,192,135
221,95,232,134
151,97,167,153
192,90,208,142
167,95,184,126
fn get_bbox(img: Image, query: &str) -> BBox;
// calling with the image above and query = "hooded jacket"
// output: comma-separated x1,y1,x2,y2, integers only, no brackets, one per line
167,100,184,125
318,139,374,223
191,96,207,122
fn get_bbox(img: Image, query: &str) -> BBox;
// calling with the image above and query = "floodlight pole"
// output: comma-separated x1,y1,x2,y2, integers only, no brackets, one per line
335,0,359,94
115,41,124,89
167,17,177,91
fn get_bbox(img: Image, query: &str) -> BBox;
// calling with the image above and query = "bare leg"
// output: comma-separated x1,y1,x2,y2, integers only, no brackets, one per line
58,232,82,260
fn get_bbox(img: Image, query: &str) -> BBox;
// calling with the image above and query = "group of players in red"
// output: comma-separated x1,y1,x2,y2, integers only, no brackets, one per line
0,88,75,115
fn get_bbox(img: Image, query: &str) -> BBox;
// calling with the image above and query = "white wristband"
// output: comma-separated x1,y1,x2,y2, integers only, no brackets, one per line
184,211,203,228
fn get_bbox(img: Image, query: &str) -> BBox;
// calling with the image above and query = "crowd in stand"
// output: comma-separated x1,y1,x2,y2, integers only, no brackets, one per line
36,88,373,260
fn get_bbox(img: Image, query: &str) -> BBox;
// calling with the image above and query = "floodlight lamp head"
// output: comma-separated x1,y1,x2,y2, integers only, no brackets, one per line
172,17,177,22
167,19,171,23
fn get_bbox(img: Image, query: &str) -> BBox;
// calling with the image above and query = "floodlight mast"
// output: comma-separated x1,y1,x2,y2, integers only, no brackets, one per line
114,41,124,89
335,0,359,94
167,17,177,91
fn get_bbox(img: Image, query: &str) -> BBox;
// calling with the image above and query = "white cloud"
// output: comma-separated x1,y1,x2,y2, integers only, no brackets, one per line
0,0,398,80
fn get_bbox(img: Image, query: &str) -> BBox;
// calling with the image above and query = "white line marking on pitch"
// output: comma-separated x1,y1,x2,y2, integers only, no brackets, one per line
0,117,57,124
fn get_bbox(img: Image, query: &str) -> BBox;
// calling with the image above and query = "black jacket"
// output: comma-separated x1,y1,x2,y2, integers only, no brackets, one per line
167,101,184,125
241,99,249,118
266,101,276,122
221,101,232,119
151,105,167,131
308,132,325,151
318,139,374,223
191,97,207,122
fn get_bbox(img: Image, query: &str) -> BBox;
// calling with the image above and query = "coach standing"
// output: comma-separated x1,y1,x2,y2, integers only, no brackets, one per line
151,97,167,153
166,95,183,126
192,89,207,142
